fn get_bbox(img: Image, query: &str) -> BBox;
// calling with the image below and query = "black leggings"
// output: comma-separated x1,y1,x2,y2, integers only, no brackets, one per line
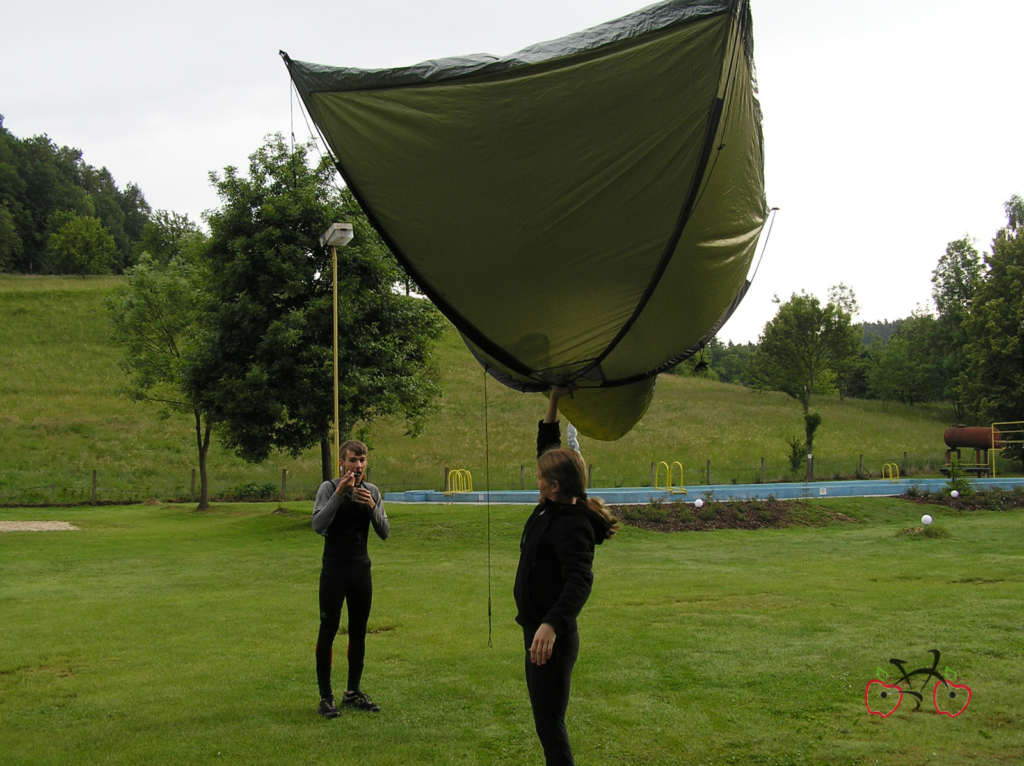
316,561,373,698
523,626,580,766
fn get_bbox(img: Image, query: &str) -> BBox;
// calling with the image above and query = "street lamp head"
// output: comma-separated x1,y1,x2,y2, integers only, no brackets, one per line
320,222,354,248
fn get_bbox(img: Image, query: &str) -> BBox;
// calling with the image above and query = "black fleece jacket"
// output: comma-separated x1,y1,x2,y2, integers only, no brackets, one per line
513,420,609,637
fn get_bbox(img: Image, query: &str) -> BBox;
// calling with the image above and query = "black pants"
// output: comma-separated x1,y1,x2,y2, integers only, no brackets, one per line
523,626,580,766
316,560,372,698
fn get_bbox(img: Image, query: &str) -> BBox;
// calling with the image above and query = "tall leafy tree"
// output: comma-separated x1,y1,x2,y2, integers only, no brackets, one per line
867,312,944,406
826,283,863,400
107,224,215,507
930,237,983,419
134,210,204,265
44,212,118,274
753,289,860,414
960,195,1024,421
710,338,758,386
752,288,861,461
0,205,21,271
191,135,444,479
932,237,983,317
0,118,26,271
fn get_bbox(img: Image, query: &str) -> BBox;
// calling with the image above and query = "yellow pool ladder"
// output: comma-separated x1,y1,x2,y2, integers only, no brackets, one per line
654,460,688,495
445,468,473,495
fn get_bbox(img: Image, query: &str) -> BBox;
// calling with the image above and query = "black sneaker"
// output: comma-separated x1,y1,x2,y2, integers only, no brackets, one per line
318,696,340,719
341,690,380,712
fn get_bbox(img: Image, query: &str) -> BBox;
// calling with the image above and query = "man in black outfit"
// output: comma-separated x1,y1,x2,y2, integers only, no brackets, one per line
312,439,389,717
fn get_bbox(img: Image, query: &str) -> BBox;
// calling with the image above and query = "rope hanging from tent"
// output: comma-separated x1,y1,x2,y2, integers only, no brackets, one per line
483,367,493,648
746,206,779,288
284,53,349,199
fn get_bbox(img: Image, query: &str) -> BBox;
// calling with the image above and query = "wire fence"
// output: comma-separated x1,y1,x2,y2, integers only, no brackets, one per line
2,451,1002,507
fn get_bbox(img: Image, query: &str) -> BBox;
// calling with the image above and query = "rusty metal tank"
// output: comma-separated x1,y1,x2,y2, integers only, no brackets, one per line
943,426,999,450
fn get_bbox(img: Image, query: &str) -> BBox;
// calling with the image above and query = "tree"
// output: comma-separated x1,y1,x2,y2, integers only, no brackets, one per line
44,212,118,274
0,204,21,271
753,288,861,462
119,183,152,246
0,117,150,273
932,237,983,317
711,339,759,386
826,283,863,400
107,237,216,509
752,289,860,414
867,312,944,406
960,195,1024,421
191,135,445,480
931,237,983,419
134,210,204,265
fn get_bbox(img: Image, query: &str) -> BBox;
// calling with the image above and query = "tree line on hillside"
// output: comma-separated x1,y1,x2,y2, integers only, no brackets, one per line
676,195,1024,454
0,115,153,274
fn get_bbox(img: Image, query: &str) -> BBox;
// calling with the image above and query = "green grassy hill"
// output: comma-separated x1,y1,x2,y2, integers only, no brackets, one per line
1,275,962,504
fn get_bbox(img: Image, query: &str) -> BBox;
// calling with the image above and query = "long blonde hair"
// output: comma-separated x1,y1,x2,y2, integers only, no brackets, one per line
537,447,619,539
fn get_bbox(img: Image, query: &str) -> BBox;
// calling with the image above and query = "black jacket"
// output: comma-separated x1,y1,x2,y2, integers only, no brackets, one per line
311,479,389,565
514,420,610,636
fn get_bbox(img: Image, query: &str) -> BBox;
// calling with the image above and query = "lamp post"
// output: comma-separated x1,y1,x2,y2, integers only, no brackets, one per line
320,222,354,471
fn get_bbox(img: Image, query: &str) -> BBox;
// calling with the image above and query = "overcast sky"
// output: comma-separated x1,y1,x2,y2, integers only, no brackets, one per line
4,0,1022,342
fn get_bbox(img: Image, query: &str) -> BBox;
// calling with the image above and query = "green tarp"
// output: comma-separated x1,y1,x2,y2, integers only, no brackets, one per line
283,0,766,439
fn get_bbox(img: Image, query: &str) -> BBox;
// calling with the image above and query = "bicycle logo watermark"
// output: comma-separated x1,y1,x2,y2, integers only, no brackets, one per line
864,649,972,718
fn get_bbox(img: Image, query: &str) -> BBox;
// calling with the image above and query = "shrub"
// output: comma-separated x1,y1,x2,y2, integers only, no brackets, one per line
223,482,277,501
945,458,973,497
787,436,804,472
697,504,718,522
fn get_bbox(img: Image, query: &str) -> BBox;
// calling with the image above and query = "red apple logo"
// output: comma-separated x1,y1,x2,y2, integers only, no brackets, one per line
865,680,903,717
933,680,971,717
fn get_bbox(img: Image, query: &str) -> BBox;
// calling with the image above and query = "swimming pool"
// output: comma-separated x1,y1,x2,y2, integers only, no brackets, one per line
385,477,1024,504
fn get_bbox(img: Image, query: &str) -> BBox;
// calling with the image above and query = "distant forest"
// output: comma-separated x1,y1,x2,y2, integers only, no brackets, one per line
675,320,904,389
0,115,153,274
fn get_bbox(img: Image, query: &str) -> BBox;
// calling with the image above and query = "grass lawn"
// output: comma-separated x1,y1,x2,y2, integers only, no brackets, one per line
1,498,1021,765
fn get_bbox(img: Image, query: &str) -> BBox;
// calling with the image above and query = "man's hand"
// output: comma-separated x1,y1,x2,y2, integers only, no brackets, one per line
335,473,373,507
336,470,358,493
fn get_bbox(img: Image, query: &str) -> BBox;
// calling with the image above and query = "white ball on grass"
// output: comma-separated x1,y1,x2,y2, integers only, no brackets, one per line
694,498,704,509
921,514,933,526
950,490,960,498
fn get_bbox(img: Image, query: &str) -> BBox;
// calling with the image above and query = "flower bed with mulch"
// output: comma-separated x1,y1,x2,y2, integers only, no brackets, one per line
609,498,857,532
901,485,1024,511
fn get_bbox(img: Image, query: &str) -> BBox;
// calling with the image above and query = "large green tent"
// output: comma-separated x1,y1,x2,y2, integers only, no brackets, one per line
283,0,766,439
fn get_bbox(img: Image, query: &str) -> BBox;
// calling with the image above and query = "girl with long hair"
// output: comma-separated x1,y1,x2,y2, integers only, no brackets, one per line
513,388,618,765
